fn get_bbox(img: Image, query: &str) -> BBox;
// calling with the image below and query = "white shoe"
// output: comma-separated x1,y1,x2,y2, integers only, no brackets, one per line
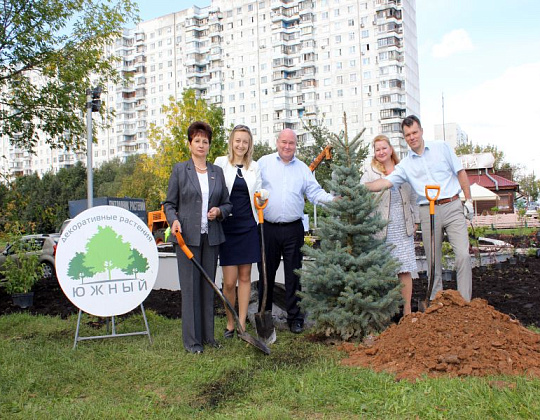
265,329,277,345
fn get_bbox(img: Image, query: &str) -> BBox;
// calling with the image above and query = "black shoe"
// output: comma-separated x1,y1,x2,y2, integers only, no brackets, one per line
290,321,304,334
187,348,203,354
224,328,234,339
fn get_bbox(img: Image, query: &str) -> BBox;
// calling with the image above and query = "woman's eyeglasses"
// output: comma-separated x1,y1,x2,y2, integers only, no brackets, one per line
233,124,251,132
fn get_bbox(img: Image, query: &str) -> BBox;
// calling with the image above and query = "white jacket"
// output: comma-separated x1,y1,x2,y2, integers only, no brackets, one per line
214,156,262,223
360,163,419,239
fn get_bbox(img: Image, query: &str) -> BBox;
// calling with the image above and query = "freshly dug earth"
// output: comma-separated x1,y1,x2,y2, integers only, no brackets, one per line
340,290,540,381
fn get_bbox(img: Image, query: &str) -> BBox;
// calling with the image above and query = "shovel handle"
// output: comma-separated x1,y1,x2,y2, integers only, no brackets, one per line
425,185,441,215
254,192,268,224
174,231,193,260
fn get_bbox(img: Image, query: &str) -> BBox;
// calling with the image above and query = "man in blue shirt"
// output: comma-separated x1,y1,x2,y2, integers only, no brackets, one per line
258,128,334,333
364,115,474,302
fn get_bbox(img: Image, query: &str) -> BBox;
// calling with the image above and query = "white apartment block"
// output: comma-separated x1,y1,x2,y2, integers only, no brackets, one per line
1,0,419,177
434,122,470,150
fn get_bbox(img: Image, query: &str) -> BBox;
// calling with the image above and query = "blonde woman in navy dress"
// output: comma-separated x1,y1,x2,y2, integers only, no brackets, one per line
361,135,419,315
214,125,266,337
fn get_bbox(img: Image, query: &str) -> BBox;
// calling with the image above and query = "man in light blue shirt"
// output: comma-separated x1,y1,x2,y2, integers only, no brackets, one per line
365,115,474,302
258,128,334,334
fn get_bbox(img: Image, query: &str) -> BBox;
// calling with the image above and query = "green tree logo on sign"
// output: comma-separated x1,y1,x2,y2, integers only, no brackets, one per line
66,226,149,283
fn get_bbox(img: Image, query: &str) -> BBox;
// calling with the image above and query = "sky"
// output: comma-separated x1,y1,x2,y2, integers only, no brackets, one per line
136,0,540,176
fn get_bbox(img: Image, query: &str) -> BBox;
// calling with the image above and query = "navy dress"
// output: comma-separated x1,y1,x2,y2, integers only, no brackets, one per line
220,166,261,266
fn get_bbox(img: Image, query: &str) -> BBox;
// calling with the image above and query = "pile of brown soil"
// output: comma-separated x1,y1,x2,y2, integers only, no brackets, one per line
340,290,540,381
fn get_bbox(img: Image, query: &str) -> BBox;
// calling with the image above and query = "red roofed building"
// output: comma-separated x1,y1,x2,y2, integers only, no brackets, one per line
465,169,519,214
460,153,519,214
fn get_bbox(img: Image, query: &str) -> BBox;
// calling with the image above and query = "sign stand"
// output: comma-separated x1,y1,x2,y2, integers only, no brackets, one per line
73,303,152,349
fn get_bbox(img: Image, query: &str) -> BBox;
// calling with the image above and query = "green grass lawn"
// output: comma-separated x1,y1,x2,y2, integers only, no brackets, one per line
1,312,539,419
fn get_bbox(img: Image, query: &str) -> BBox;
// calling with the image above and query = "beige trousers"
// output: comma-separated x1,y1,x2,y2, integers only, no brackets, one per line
419,198,472,301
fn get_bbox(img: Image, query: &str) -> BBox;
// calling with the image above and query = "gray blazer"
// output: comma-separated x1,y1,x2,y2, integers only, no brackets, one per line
164,159,232,247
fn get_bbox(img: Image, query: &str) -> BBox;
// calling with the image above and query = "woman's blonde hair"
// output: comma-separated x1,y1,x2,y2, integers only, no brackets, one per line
228,125,254,169
371,134,400,175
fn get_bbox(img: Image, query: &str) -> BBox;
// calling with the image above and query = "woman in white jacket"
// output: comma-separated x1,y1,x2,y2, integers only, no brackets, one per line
214,125,264,336
360,135,419,315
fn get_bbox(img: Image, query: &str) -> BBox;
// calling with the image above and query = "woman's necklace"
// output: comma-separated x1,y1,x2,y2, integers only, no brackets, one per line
234,164,244,179
194,163,207,172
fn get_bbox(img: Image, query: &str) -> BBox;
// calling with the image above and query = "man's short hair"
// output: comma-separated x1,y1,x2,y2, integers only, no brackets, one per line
401,115,422,132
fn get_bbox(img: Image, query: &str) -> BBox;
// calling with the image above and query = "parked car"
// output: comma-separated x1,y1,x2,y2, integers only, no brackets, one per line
0,234,59,281
59,219,72,235
526,205,539,218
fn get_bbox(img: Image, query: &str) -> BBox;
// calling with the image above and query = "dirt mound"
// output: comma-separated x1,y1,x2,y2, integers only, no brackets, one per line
340,290,540,381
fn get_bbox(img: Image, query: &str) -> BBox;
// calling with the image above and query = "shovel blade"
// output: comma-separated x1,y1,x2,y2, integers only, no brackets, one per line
255,310,276,345
238,331,271,355
418,299,429,313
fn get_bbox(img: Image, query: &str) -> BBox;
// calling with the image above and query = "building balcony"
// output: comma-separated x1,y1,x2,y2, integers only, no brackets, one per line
379,107,405,120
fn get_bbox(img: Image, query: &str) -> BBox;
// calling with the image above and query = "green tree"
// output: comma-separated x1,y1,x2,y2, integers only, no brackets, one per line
0,162,87,233
297,118,334,190
253,142,274,161
84,226,132,280
145,89,227,203
44,163,88,230
515,173,540,203
0,0,138,151
117,155,162,211
94,155,144,198
124,248,149,279
298,122,402,341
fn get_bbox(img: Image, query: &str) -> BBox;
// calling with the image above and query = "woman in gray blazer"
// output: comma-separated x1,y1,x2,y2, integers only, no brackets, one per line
164,121,232,354
360,135,419,315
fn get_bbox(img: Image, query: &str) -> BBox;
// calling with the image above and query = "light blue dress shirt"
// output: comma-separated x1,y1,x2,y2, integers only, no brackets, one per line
258,152,334,223
386,141,464,205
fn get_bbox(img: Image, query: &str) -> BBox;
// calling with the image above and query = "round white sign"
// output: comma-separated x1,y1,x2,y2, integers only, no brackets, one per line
56,205,159,317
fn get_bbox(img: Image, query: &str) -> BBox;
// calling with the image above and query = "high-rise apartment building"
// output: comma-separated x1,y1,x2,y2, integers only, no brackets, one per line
1,0,419,177
434,122,470,150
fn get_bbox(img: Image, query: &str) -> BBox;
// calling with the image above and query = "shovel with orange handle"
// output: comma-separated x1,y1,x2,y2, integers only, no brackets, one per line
253,191,276,345
174,231,270,355
418,185,441,312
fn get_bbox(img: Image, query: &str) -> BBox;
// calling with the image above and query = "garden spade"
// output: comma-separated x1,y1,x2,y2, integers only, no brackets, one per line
173,231,270,355
418,185,441,312
253,192,276,345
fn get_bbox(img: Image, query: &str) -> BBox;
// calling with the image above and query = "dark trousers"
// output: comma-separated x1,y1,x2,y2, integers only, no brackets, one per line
175,234,218,352
258,219,305,324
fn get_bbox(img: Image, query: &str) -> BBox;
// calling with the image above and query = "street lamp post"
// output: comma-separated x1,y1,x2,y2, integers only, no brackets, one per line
86,86,102,209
